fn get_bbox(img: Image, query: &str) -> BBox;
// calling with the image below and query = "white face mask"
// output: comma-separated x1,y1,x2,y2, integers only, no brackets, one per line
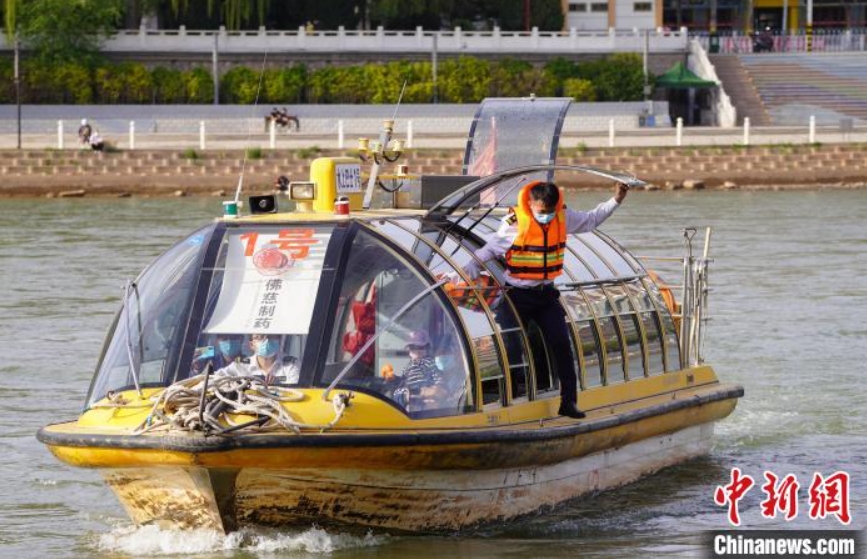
534,212,556,225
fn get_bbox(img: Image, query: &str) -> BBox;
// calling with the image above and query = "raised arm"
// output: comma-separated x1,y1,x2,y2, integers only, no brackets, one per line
566,183,628,234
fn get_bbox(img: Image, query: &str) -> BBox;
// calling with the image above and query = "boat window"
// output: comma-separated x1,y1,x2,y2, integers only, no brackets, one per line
640,311,666,375
597,314,625,384
559,290,603,388
321,229,472,417
645,278,682,371
599,232,644,273
575,319,603,387
426,232,534,404
580,233,637,277
573,234,617,280
87,225,215,407
369,218,421,251
564,246,595,282
604,284,646,378
619,312,645,379
660,309,682,371
186,224,333,385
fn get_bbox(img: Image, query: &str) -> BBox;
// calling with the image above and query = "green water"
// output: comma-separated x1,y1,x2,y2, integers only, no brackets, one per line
1,190,865,557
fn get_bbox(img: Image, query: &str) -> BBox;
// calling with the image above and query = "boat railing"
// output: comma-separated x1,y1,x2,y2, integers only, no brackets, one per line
636,227,712,369
680,227,712,368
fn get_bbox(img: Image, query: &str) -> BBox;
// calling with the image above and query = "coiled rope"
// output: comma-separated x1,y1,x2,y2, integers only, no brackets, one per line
131,373,351,436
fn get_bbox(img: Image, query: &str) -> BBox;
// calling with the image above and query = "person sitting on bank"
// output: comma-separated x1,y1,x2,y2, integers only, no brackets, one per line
78,119,92,146
89,130,105,152
459,180,628,419
215,334,299,384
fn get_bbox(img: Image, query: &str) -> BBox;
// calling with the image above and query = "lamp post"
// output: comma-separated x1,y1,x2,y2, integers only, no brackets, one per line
14,31,21,150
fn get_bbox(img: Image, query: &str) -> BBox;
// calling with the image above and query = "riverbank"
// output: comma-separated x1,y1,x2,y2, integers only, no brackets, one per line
1,144,866,197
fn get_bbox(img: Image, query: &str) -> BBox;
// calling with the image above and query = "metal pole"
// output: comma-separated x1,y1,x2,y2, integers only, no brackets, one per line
14,33,21,150
807,0,814,52
782,0,788,37
212,33,219,105
643,30,650,113
432,33,438,103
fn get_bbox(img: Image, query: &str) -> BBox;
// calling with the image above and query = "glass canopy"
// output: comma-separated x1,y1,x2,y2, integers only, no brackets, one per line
87,168,678,418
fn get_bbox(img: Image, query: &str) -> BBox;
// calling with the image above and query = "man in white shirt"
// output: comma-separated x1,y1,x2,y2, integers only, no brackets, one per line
215,334,300,385
460,181,628,418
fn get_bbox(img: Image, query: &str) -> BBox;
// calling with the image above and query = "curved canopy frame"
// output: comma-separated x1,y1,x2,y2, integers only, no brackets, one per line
425,164,647,219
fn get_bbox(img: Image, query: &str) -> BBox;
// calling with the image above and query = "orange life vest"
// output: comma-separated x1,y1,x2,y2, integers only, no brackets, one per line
505,182,568,280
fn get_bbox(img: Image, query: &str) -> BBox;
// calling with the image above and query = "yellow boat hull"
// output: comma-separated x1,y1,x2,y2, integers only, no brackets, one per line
39,375,740,532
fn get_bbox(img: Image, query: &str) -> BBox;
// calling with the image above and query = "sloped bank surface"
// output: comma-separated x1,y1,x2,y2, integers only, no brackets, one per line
1,145,866,197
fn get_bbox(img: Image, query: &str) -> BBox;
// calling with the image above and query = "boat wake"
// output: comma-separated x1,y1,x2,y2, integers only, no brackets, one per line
96,524,389,555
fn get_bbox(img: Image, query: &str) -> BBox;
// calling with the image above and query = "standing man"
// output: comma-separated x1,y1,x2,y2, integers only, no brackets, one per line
461,181,628,419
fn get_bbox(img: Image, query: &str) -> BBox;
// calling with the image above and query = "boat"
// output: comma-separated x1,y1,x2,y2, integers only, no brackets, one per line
38,98,743,533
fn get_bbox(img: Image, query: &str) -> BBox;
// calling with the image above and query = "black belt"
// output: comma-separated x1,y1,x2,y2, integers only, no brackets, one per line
506,282,557,292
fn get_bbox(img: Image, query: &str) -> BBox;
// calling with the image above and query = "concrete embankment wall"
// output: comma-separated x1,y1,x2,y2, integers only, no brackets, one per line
2,144,866,197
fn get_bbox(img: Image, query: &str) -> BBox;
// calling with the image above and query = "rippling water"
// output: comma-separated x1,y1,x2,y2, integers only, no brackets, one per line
2,190,865,558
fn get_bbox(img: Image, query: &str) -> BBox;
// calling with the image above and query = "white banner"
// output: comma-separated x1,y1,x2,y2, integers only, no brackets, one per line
205,227,331,335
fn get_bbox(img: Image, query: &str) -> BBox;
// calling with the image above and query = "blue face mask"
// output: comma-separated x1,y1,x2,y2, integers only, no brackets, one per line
218,339,241,357
256,338,280,358
534,212,556,225
435,355,456,371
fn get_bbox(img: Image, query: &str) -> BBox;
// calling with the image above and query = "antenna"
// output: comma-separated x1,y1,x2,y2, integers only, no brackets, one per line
361,80,409,209
392,80,408,121
232,50,270,206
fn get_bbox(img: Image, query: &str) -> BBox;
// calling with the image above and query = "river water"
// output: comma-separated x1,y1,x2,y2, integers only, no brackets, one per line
1,190,865,558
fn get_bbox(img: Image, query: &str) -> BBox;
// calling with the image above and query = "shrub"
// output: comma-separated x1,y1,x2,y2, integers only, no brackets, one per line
185,68,214,104
262,65,306,104
581,53,645,102
307,66,337,103
55,63,94,104
0,60,13,104
439,56,491,103
245,147,262,160
120,62,153,104
182,148,199,160
543,57,581,96
152,67,186,104
564,78,596,102
94,64,124,103
221,66,261,104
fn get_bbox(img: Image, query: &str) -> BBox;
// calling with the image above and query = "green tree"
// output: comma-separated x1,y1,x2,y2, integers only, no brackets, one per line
220,65,261,103
185,67,214,103
14,0,123,64
152,67,186,103
439,56,490,103
543,57,580,96
584,53,645,101
262,65,306,104
563,78,596,102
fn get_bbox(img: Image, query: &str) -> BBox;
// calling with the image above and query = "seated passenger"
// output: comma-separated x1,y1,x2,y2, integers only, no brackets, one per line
193,333,244,373
215,334,299,384
433,341,468,411
399,330,442,411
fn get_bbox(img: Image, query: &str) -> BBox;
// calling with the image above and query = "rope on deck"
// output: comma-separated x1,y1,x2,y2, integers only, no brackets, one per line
132,373,350,436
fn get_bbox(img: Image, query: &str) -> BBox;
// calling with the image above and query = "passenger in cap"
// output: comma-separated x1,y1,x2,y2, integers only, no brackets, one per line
397,330,442,411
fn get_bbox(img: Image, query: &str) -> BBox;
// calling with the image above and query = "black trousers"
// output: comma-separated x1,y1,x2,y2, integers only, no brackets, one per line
504,284,578,406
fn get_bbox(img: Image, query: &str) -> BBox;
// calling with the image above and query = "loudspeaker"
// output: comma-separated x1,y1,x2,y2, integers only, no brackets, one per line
249,195,277,214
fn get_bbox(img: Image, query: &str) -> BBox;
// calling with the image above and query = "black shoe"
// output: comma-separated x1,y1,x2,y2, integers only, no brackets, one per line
558,402,586,419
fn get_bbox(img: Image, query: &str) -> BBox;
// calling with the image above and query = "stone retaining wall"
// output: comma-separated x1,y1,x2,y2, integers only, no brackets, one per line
1,144,866,197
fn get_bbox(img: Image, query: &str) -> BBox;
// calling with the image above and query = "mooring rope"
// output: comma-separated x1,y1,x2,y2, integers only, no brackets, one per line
131,374,351,436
